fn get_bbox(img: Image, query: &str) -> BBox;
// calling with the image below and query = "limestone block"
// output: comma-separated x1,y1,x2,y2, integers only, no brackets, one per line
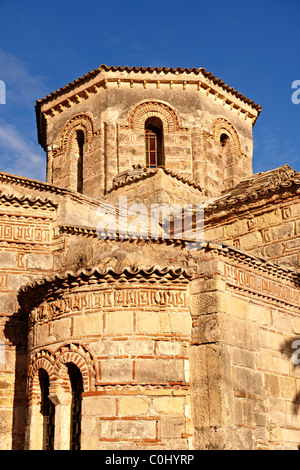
73,313,102,336
264,242,283,258
204,226,223,242
92,339,155,357
137,311,160,334
239,230,263,249
156,341,181,357
255,209,282,229
0,294,15,314
135,359,184,383
153,397,185,415
0,252,18,268
101,359,132,383
248,303,271,326
80,416,101,450
35,324,49,346
231,347,256,369
100,419,156,440
233,366,264,397
0,408,12,433
52,318,71,340
170,312,192,335
292,318,300,334
82,396,116,416
261,349,290,374
189,276,225,295
126,340,155,356
23,253,53,271
119,396,151,416
160,416,185,439
198,313,223,344
105,311,134,334
280,376,296,399
259,329,284,351
264,373,280,398
230,316,259,351
190,291,227,315
223,219,249,238
271,222,295,241
290,203,300,218
272,311,292,333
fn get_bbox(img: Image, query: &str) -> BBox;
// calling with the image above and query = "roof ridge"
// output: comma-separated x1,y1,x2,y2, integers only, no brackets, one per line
35,64,262,113
0,190,58,208
18,264,194,309
108,166,203,192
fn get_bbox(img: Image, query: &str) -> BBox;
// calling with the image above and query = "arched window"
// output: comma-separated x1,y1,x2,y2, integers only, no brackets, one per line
145,117,164,168
220,133,230,148
75,130,84,193
39,369,55,451
68,363,83,450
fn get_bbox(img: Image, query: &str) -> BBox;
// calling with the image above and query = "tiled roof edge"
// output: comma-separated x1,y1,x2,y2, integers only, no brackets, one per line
36,64,262,112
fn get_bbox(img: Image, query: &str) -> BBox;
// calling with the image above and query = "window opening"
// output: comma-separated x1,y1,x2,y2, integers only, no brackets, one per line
145,117,163,168
76,130,84,193
68,364,83,450
220,133,230,148
39,369,55,451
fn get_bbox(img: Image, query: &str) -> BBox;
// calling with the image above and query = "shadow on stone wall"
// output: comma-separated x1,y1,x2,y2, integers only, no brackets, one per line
4,308,28,450
280,336,300,416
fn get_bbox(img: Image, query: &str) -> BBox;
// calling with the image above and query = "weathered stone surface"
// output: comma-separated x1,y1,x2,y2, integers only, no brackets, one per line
1,62,300,452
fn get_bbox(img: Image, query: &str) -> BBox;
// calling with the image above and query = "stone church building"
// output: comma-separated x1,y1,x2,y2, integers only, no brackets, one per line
1,64,300,450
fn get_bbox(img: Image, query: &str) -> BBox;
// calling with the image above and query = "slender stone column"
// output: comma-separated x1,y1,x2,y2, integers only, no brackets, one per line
104,122,117,193
46,146,53,183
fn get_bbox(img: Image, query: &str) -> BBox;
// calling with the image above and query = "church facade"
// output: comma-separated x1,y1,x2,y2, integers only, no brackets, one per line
1,64,300,450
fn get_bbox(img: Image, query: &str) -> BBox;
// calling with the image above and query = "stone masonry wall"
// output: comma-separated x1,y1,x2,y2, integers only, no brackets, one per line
189,253,300,449
40,69,255,199
24,270,193,450
0,197,56,449
205,193,300,268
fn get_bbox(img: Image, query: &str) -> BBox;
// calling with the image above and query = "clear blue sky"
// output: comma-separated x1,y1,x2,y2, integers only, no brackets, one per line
0,0,299,181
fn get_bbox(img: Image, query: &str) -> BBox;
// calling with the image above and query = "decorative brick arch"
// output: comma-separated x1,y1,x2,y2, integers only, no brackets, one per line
126,100,182,133
52,343,97,393
27,343,97,404
212,117,242,154
27,349,55,404
60,113,95,153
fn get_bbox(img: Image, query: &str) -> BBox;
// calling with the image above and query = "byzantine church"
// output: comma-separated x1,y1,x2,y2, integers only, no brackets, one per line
0,64,300,450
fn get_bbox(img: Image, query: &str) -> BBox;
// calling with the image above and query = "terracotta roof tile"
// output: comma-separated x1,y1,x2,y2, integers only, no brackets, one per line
109,166,203,192
18,265,193,311
0,191,58,209
206,165,300,212
36,64,262,113
18,241,300,312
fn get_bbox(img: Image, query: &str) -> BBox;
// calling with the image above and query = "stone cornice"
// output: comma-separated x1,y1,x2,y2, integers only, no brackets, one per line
204,166,300,222
36,65,261,113
18,241,300,313
0,190,58,211
35,64,261,148
0,171,105,209
108,166,203,193
18,265,193,312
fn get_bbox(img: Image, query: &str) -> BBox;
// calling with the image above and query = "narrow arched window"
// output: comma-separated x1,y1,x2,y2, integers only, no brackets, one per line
39,369,55,451
145,117,164,168
220,133,230,148
76,130,84,193
68,364,83,450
